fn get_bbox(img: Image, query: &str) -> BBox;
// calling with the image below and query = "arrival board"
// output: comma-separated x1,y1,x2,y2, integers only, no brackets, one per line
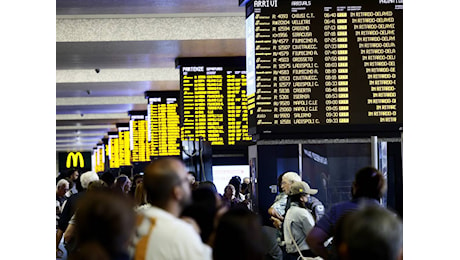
245,0,402,136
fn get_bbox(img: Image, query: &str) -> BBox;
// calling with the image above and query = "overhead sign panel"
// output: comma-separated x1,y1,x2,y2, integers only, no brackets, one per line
146,91,181,157
117,123,131,166
177,57,252,146
129,110,150,163
108,132,120,169
245,0,403,137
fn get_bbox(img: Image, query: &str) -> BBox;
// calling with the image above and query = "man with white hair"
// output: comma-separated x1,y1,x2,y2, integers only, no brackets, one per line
269,172,325,227
269,171,301,224
266,171,325,260
56,179,69,228
56,171,99,258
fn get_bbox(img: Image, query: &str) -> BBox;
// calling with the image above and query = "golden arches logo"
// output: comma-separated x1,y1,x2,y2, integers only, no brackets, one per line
66,152,84,168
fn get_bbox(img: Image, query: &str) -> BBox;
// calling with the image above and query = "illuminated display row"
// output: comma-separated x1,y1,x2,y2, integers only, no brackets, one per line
91,60,255,170
91,94,184,170
245,0,402,135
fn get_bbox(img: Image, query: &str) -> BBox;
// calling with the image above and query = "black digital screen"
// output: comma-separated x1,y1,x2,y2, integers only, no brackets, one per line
245,0,403,137
177,57,252,145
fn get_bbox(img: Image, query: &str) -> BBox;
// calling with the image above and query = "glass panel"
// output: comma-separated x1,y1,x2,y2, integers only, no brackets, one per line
302,143,372,210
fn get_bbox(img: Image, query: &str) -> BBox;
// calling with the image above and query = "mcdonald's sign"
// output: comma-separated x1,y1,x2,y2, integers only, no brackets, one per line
66,152,85,168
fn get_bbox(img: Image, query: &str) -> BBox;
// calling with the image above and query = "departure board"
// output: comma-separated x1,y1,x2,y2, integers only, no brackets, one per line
129,111,150,162
177,57,252,145
146,91,181,157
94,144,105,173
108,132,120,168
117,123,131,166
245,0,402,136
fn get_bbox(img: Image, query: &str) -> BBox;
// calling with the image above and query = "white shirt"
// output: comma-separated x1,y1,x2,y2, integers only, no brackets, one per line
131,205,212,260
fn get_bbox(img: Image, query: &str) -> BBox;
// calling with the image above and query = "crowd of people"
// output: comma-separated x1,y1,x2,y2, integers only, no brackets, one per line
56,159,403,260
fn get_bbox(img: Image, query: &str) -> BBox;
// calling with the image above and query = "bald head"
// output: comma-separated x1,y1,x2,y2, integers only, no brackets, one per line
143,158,190,209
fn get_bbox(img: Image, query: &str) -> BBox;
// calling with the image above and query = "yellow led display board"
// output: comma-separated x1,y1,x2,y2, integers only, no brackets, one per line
147,92,181,157
108,133,120,169
95,145,105,173
129,112,150,162
178,57,252,146
118,125,131,166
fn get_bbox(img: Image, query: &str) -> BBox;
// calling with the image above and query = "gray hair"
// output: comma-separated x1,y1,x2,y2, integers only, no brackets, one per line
56,179,69,190
282,171,301,183
80,171,99,189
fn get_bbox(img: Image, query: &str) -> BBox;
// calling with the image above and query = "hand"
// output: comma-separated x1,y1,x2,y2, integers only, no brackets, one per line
268,207,284,221
274,211,284,221
270,216,283,229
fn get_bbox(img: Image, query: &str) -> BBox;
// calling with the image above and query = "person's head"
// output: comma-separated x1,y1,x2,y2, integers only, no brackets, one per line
143,158,192,213
70,169,79,181
56,179,70,197
134,182,147,207
57,168,77,187
182,186,219,243
87,180,109,193
199,181,222,208
199,181,218,194
59,168,78,180
241,182,249,195
72,192,135,259
187,171,196,184
132,174,143,187
352,166,387,200
243,177,250,185
335,205,403,260
224,184,236,199
277,172,287,192
281,171,301,194
115,175,132,194
100,171,115,188
288,181,318,208
229,176,242,194
212,207,266,260
80,171,99,190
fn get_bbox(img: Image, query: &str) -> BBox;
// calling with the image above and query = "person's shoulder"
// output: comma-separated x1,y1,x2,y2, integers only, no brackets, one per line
274,192,287,201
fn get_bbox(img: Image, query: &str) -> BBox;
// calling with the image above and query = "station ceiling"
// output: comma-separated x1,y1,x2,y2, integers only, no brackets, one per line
56,0,246,151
